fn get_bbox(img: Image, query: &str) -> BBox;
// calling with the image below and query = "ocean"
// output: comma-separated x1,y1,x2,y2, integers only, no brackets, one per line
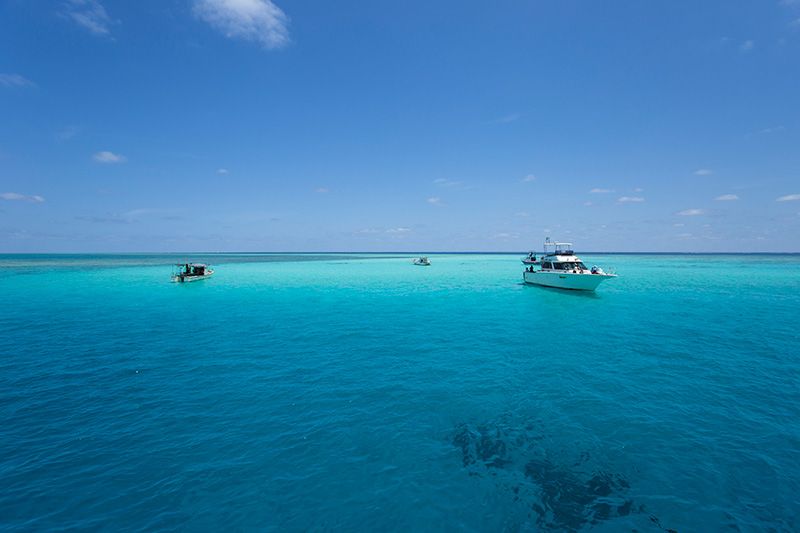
1,253,798,531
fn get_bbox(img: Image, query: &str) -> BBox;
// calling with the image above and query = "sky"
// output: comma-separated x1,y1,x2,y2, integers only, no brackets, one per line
1,0,799,253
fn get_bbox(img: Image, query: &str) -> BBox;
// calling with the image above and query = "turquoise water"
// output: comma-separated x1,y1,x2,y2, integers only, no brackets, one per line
1,253,799,531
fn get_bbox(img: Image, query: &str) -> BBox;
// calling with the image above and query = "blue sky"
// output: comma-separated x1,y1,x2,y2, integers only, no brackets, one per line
1,0,799,252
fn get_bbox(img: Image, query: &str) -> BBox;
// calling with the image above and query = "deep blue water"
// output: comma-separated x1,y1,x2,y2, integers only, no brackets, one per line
1,253,799,531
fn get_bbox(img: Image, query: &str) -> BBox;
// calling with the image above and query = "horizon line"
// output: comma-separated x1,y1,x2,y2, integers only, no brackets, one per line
1,251,799,256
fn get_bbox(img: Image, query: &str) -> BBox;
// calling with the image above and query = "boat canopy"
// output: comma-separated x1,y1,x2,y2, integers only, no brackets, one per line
542,239,574,255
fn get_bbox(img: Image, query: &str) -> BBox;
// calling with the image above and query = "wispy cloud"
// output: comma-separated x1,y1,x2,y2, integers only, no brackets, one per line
193,0,290,49
93,151,126,163
740,40,755,52
0,73,36,88
617,196,645,203
715,194,739,201
1,192,45,203
694,169,713,176
56,125,81,141
217,168,229,175
432,178,467,189
386,227,411,234
583,201,593,206
677,208,705,216
515,211,529,218
63,0,115,36
589,188,612,193
490,113,521,124
75,214,131,224
427,197,443,206
776,194,800,202
315,187,329,194
355,228,380,234
76,208,180,224
757,125,786,135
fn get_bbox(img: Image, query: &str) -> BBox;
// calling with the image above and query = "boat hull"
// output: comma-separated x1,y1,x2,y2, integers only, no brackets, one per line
523,270,613,291
172,272,214,283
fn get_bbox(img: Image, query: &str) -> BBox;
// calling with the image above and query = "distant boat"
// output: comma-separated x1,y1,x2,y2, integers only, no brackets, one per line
413,257,431,266
521,251,538,265
523,239,616,291
172,263,214,283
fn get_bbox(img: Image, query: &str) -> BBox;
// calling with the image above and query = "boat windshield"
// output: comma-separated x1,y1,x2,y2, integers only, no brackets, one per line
546,262,587,270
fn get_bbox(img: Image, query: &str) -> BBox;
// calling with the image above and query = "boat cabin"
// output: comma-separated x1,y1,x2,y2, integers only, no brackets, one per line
538,241,587,272
178,263,208,276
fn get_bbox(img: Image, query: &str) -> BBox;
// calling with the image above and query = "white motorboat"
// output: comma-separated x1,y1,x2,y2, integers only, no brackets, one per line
413,257,431,266
172,263,214,282
522,239,615,291
521,251,538,265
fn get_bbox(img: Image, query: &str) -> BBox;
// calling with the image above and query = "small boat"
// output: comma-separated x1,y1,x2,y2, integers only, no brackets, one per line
522,239,616,291
172,263,214,283
413,257,431,266
521,251,538,265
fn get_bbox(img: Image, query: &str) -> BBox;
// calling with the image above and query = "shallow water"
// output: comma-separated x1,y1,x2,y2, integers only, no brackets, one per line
1,253,798,531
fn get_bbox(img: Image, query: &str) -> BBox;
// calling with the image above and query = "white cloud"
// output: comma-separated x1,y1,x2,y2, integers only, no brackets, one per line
315,187,329,194
589,188,612,193
515,211,529,217
355,228,380,234
217,168,229,175
776,194,800,202
386,227,411,234
694,169,713,176
634,187,644,193
0,73,36,88
427,197,442,205
433,178,469,189
583,201,593,206
493,232,520,240
490,113,521,124
677,208,705,216
1,192,45,203
56,126,81,141
193,0,290,49
740,40,754,52
63,0,114,36
617,196,645,203
93,151,126,163
673,223,685,227
521,174,537,182
715,194,739,201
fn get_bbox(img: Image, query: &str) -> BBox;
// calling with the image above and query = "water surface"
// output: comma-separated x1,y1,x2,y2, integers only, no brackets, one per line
1,253,798,531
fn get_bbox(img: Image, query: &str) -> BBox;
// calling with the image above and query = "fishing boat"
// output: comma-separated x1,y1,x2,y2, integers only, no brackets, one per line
522,239,615,291
413,257,431,266
172,263,214,283
521,251,538,265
